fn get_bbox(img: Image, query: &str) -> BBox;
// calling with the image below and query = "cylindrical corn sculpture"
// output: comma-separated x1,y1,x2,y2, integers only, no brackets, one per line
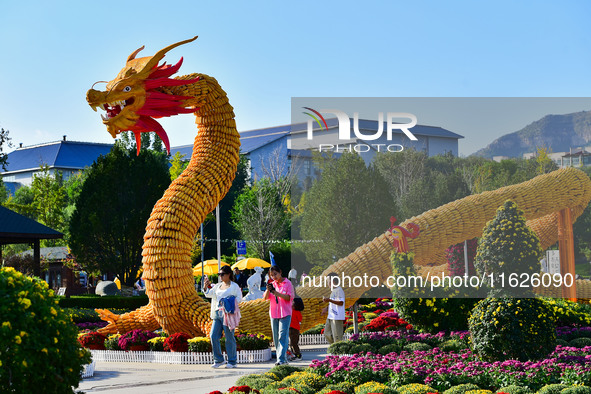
89,38,591,338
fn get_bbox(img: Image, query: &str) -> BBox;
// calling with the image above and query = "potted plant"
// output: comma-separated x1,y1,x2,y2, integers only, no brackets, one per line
188,337,212,353
164,332,192,352
235,332,271,351
117,329,158,351
78,331,107,350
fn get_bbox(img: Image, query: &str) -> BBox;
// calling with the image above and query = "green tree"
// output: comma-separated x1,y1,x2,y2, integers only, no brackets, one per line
68,144,170,285
231,176,290,260
0,177,7,204
30,165,67,240
0,127,11,170
3,185,36,218
169,152,189,181
300,152,396,270
202,155,250,258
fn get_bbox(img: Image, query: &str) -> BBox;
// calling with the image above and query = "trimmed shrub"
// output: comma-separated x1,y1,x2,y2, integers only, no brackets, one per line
267,364,304,380
0,267,91,393
469,297,556,361
235,375,275,390
354,381,395,394
465,391,492,394
556,339,569,347
280,371,327,391
560,387,591,394
496,385,533,394
397,383,438,394
403,342,432,352
391,252,483,332
535,384,568,394
302,323,324,335
350,343,375,354
443,384,481,394
543,299,591,327
379,343,402,355
329,341,354,355
568,338,591,348
473,200,543,298
440,339,466,353
318,382,356,394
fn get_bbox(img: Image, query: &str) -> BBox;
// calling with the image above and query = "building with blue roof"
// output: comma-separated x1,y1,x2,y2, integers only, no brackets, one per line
2,119,463,192
1,137,113,190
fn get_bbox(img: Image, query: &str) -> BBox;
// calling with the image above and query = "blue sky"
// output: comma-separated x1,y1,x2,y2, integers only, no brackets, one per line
1,1,590,156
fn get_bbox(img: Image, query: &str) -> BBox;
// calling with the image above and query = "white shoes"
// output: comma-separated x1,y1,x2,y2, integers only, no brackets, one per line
211,361,226,368
225,363,237,369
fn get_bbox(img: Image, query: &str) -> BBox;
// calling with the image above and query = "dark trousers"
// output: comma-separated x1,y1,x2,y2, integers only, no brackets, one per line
289,327,301,356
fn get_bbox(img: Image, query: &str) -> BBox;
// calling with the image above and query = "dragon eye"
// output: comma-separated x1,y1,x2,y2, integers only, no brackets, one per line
123,86,132,92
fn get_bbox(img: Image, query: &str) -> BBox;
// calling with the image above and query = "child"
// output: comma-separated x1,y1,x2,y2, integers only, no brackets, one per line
289,296,304,361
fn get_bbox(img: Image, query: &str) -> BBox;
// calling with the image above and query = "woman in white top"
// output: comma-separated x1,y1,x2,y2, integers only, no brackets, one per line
203,265,242,368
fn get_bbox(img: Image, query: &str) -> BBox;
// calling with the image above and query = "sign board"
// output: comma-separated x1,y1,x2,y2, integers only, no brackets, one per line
237,240,247,255
547,250,560,274
57,287,66,296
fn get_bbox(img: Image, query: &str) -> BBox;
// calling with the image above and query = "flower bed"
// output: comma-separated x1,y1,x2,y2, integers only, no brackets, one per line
89,348,272,364
310,346,591,391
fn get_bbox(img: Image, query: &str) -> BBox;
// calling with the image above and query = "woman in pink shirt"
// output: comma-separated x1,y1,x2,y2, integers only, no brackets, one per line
264,266,293,365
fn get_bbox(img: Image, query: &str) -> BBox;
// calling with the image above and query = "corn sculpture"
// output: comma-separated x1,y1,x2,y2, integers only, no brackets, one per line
88,38,591,338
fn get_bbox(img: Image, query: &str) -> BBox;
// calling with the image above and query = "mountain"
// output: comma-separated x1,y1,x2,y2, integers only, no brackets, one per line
473,110,591,158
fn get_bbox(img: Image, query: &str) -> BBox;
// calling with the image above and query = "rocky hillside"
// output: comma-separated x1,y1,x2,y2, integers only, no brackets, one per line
473,111,591,158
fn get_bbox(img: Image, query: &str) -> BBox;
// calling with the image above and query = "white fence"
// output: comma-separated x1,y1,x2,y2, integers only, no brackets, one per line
89,348,271,365
298,333,352,347
81,360,96,378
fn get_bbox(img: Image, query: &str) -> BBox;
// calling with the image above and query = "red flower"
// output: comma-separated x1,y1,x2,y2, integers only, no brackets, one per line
406,324,413,330
206,391,224,394
164,332,191,352
229,385,258,393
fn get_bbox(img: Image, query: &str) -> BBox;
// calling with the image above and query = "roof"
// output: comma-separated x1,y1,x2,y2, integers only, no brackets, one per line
169,125,291,158
19,246,69,260
2,140,113,174
0,206,63,244
240,125,290,154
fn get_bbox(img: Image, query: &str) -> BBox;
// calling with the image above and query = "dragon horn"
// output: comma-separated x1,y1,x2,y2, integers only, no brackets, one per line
138,36,198,75
127,45,145,62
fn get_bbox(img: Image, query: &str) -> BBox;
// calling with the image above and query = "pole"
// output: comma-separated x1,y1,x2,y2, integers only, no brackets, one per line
464,240,469,278
216,204,221,282
200,223,204,290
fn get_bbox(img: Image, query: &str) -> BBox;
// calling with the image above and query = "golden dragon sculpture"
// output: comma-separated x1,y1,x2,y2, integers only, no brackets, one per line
88,37,591,338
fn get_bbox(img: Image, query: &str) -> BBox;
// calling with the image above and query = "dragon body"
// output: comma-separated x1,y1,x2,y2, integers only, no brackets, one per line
88,38,591,338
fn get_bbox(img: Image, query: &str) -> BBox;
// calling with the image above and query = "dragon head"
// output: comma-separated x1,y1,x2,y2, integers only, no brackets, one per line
86,36,200,154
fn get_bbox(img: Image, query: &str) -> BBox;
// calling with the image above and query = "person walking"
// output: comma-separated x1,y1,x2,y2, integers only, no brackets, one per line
288,267,298,286
323,272,345,343
203,265,242,369
289,296,304,361
264,266,294,365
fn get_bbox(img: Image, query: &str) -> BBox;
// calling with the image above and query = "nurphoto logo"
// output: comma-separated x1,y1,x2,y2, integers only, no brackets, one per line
302,108,418,153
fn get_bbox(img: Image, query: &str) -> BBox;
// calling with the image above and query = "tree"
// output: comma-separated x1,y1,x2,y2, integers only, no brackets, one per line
231,177,290,260
300,152,396,270
169,152,189,181
0,127,11,171
373,148,427,219
68,144,170,285
0,177,7,204
202,155,250,258
30,165,67,242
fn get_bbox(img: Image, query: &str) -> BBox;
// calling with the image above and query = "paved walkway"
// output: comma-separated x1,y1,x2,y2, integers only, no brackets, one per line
77,345,330,394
